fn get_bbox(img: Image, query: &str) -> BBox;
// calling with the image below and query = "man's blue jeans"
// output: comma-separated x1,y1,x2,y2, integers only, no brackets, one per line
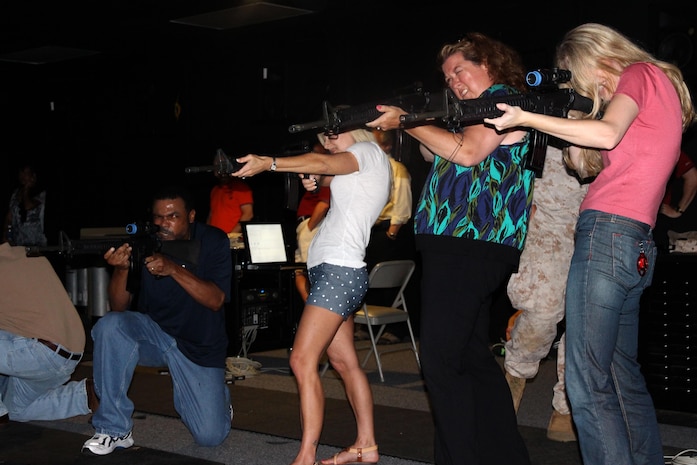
565,210,663,465
91,311,231,446
0,330,88,421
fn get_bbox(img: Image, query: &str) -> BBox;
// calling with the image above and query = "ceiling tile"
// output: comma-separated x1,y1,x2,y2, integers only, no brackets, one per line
170,2,315,30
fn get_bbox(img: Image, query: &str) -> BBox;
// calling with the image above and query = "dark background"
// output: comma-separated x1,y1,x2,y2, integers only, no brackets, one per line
1,0,696,242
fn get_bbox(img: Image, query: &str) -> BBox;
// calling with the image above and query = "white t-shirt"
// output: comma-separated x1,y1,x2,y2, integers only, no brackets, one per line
307,141,391,269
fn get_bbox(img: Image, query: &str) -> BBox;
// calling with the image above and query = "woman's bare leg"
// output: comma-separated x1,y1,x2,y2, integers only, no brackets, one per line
320,316,379,465
289,304,343,465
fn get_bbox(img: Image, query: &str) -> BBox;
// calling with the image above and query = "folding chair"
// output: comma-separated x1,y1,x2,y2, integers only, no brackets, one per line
354,259,421,382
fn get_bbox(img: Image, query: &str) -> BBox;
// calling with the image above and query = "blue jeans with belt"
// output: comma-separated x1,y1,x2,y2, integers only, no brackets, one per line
0,329,88,421
90,311,231,446
565,210,663,465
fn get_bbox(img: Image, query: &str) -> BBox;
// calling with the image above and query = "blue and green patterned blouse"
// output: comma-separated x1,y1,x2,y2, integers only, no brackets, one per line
413,84,534,252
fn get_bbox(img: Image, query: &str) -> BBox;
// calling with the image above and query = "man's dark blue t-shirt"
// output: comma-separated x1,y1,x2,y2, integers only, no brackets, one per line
137,222,232,368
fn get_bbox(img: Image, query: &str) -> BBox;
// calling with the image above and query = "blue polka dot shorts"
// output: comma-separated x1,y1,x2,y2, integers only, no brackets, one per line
307,263,368,319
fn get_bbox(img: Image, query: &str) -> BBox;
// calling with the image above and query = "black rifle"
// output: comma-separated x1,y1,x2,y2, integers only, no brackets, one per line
403,69,593,177
288,90,446,136
400,88,592,126
288,69,593,177
419,87,592,177
26,224,200,293
184,148,245,175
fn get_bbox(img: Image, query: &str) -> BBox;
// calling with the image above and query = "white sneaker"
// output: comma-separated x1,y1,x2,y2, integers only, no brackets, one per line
82,431,134,455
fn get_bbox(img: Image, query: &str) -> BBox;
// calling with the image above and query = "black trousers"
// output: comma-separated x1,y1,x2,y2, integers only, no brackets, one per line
419,249,530,465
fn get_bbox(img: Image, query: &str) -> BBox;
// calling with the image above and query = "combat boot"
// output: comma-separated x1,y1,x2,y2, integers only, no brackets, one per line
505,371,526,413
546,410,577,442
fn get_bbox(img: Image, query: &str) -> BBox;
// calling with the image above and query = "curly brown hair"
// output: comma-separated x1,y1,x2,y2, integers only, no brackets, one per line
438,32,527,93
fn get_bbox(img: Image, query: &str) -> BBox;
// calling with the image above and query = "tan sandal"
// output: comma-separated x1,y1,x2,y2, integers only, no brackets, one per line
324,445,379,465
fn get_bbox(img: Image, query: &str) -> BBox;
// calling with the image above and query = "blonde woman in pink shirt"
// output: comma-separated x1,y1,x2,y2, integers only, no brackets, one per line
486,23,695,465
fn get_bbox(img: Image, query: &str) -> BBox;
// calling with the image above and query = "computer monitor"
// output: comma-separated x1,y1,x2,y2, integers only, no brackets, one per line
241,222,289,265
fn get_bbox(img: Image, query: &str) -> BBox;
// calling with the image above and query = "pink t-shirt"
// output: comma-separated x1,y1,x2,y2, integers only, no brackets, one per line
580,63,683,228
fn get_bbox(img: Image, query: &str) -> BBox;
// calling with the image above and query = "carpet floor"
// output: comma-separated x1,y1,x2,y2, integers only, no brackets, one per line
1,342,695,465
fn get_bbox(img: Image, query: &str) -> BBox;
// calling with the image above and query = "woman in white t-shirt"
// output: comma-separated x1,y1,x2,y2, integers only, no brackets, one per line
235,128,390,465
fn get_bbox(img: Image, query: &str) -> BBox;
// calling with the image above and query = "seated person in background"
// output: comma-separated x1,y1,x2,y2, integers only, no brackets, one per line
654,149,697,250
207,171,254,236
0,242,97,424
82,185,232,456
2,163,48,247
293,143,331,302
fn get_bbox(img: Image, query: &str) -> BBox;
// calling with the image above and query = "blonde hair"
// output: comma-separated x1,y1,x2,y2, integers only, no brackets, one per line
316,128,376,147
555,23,696,178
349,128,377,143
561,146,603,182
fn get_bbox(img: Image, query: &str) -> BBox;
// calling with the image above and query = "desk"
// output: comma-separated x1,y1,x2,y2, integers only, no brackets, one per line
226,249,304,356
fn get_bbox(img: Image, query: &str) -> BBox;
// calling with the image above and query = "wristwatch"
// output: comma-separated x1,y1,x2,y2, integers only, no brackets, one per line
270,157,277,172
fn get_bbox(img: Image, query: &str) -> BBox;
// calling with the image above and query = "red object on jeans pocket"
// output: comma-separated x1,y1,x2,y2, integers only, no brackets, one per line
636,251,648,276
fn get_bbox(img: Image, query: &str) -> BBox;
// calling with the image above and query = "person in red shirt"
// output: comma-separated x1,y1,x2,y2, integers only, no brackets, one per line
206,174,254,235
